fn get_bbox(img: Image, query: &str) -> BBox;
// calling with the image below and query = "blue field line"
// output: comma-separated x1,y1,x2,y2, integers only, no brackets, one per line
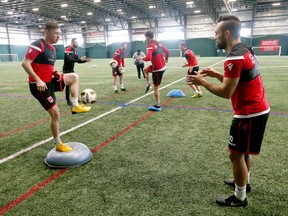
96,100,288,117
1,94,287,117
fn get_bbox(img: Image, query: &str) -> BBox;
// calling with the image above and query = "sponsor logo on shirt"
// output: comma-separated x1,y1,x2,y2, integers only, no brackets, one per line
227,63,234,71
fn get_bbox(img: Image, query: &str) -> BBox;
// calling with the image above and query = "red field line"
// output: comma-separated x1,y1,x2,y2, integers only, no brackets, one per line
0,111,70,138
0,97,175,215
0,84,146,139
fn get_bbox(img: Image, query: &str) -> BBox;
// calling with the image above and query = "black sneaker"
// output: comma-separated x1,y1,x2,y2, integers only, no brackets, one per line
114,90,119,94
67,101,72,106
148,104,162,111
121,88,126,91
216,194,248,207
145,84,151,93
224,178,251,192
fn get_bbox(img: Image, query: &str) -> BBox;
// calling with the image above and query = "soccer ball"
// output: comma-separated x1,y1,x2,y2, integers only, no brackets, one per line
119,67,125,74
80,89,97,104
109,60,118,69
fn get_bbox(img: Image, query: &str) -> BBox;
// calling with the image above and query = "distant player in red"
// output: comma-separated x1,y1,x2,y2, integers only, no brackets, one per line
112,42,127,93
138,30,170,111
187,15,270,207
179,42,203,98
22,21,91,152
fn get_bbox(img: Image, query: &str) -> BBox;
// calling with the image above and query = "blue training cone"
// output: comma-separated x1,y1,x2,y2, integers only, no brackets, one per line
167,89,186,98
44,142,93,169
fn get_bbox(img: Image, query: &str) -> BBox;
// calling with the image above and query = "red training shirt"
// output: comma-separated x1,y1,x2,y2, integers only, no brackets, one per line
142,39,170,72
25,39,56,83
224,43,270,117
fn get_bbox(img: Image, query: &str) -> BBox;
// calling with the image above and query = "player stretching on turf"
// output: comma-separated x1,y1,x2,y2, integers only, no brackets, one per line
179,42,203,98
187,15,270,207
22,21,91,152
138,30,170,111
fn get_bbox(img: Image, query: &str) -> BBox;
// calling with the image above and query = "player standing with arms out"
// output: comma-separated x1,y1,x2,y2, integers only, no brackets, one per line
22,21,91,152
112,42,127,93
62,38,91,106
137,30,170,111
132,49,146,79
187,15,270,207
179,42,203,98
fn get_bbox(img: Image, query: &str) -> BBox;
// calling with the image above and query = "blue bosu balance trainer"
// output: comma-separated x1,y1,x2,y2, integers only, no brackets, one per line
44,142,93,168
167,89,186,98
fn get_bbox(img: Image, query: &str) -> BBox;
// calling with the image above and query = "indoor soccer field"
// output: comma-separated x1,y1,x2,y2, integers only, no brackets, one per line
0,56,287,215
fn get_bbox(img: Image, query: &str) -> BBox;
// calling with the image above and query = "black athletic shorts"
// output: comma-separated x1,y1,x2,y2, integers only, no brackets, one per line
152,70,165,86
29,76,65,110
112,66,123,77
228,113,269,155
187,66,199,75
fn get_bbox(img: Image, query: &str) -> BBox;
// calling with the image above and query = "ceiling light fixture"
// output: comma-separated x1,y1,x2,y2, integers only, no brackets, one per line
32,8,39,11
61,4,68,7
87,12,93,15
186,1,195,8
272,3,280,6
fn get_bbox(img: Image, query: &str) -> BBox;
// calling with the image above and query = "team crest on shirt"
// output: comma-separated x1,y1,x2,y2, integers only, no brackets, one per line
47,96,54,103
227,63,234,71
28,48,33,53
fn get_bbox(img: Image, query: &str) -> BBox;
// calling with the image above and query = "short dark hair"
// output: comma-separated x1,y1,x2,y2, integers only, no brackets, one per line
121,42,127,47
179,42,187,48
44,21,59,31
137,49,141,52
216,15,241,39
71,38,77,43
145,30,154,39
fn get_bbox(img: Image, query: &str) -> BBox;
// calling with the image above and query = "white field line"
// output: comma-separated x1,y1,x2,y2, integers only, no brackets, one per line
0,59,224,165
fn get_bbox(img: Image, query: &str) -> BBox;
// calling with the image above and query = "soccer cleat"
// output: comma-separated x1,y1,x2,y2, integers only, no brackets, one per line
55,142,72,152
71,105,91,114
148,104,162,112
192,93,200,98
224,178,251,192
114,90,119,94
145,84,151,93
216,194,248,207
198,92,203,97
121,88,126,91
